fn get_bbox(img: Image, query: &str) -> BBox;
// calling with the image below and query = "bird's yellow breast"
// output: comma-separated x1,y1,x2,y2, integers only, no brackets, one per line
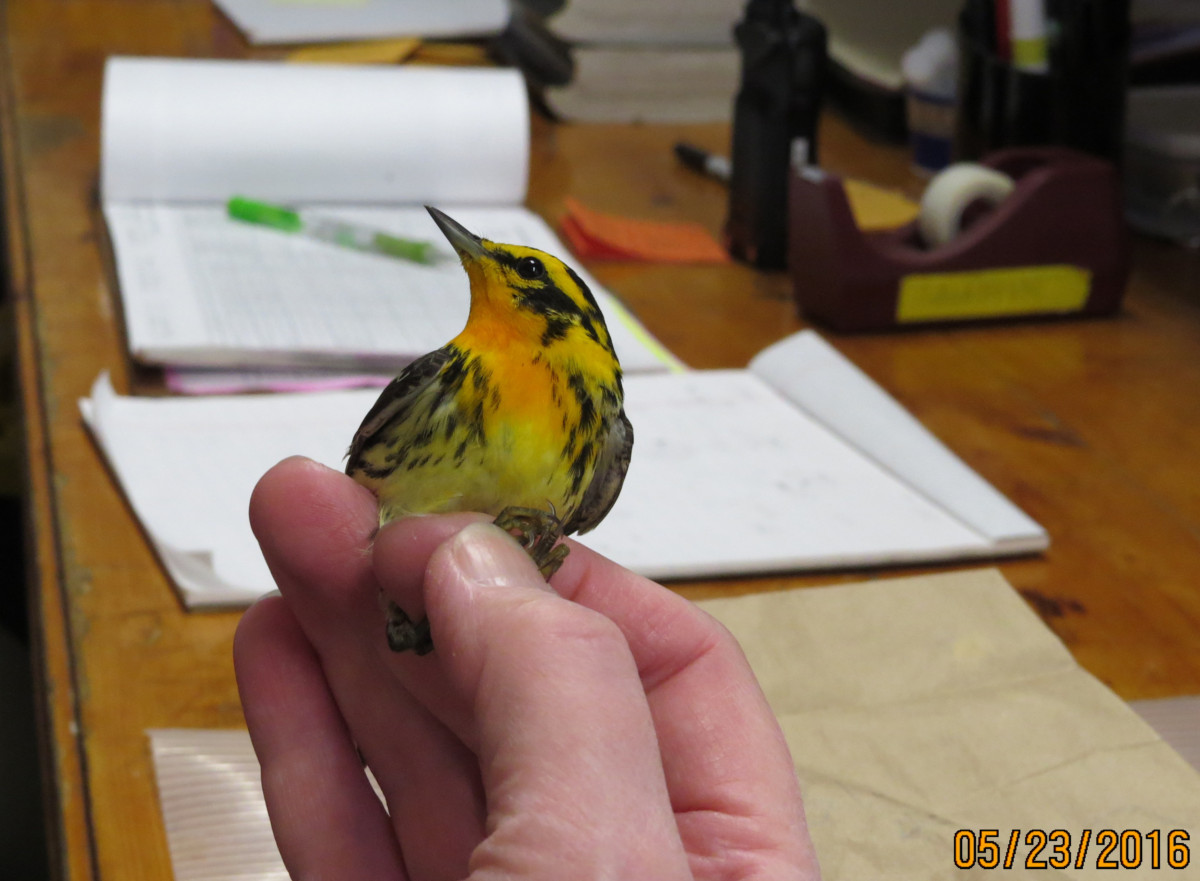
369,336,615,524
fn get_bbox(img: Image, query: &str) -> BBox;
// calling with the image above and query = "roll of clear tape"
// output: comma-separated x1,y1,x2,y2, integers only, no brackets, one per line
917,163,1016,247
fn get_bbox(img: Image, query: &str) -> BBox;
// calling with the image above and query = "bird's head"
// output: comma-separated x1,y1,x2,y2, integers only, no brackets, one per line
427,206,617,358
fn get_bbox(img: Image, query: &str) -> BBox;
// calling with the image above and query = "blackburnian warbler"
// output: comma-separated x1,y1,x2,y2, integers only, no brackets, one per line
346,207,633,655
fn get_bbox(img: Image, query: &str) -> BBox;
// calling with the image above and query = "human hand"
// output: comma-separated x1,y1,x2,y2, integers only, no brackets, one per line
235,456,821,880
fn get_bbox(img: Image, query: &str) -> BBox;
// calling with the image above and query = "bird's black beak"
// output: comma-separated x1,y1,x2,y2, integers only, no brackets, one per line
426,206,487,262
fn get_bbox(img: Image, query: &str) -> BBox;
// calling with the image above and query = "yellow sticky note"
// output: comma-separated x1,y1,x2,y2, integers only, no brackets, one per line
287,37,422,65
897,265,1091,323
843,179,921,231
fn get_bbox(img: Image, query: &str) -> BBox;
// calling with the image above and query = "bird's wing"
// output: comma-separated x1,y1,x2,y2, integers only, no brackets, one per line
564,408,634,536
345,347,451,467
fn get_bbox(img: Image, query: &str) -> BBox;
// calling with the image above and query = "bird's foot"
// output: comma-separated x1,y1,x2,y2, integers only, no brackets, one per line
493,506,569,580
383,507,565,653
385,600,434,655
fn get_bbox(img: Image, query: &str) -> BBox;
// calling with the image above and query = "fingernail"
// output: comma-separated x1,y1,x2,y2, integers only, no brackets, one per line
248,589,282,607
449,522,551,592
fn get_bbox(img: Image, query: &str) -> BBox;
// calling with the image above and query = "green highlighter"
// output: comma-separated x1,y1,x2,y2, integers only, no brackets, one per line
228,196,435,265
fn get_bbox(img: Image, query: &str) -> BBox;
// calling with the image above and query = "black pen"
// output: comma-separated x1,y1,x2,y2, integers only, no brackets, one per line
674,142,731,184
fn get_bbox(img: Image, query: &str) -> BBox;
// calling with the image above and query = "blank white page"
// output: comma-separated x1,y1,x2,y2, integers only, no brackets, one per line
101,57,529,205
81,374,374,605
751,331,1048,552
210,0,509,45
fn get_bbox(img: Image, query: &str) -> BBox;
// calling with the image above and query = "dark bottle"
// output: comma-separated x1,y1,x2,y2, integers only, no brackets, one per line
724,0,826,269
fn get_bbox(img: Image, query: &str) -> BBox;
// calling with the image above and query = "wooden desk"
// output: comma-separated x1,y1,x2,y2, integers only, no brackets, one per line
5,2,1200,879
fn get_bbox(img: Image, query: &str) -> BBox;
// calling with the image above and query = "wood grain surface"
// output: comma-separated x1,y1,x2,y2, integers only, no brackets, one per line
4,2,1200,879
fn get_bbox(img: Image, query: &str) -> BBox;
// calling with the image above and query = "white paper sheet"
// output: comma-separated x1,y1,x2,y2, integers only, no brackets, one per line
210,0,509,45
751,332,1046,551
82,376,360,604
101,58,529,205
149,729,292,881
581,369,989,579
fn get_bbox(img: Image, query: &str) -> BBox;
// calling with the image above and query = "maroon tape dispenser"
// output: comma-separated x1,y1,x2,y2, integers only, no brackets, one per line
787,147,1130,332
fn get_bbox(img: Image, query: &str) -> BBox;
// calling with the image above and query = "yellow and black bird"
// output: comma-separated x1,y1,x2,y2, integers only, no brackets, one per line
346,207,633,654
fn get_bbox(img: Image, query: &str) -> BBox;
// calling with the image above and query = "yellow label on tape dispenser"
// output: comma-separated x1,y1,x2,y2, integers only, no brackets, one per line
897,265,1091,323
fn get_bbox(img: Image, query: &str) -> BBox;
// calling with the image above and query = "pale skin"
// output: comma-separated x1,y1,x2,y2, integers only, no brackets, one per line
235,456,822,881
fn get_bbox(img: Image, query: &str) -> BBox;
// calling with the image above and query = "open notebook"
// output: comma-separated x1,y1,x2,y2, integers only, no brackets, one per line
99,56,672,376
80,331,1047,608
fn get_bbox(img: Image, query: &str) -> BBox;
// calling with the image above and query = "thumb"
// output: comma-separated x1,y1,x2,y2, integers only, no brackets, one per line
422,523,692,880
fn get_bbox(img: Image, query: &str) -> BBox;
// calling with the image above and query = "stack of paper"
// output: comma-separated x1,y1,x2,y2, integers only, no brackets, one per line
505,0,742,123
99,57,674,385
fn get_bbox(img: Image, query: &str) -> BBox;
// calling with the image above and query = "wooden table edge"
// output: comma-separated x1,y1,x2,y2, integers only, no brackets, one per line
1,17,98,881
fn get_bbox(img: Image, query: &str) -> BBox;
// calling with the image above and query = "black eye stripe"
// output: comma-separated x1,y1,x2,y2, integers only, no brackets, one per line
564,266,601,314
488,248,608,342
519,283,582,318
493,249,547,277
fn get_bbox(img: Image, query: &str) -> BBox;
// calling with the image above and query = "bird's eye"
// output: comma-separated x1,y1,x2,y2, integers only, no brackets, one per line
515,256,546,280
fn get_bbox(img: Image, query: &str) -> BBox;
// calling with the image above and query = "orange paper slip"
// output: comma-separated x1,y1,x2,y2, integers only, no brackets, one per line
560,197,729,263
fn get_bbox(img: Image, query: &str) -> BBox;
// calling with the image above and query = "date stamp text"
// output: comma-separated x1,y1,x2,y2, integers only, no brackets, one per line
954,829,1191,870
